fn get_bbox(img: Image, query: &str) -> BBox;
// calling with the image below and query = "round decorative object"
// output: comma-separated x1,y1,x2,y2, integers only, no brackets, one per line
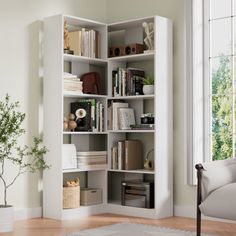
143,85,154,95
144,159,154,170
68,120,77,131
63,121,68,131
75,108,86,120
68,113,75,120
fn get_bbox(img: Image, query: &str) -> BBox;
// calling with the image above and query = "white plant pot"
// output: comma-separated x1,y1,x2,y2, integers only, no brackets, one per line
0,205,14,232
143,85,154,95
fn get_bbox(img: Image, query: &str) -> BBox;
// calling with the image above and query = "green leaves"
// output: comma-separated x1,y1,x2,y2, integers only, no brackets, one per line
0,95,49,206
212,57,232,160
143,75,154,85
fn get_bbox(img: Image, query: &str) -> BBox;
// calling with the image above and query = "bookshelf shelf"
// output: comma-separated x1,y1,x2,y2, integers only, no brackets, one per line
63,168,107,173
108,129,154,133
64,54,107,65
108,52,154,62
63,131,108,135
108,169,155,174
43,14,172,220
63,91,107,98
108,95,154,100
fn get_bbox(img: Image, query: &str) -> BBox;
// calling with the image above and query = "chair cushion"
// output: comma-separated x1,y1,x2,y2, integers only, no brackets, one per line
201,158,236,200
200,182,236,220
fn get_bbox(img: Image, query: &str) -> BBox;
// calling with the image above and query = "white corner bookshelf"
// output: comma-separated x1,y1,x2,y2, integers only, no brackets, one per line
43,14,173,220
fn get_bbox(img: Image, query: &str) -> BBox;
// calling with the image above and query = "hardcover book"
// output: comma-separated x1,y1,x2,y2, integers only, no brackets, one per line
124,140,142,170
71,101,92,131
118,107,136,130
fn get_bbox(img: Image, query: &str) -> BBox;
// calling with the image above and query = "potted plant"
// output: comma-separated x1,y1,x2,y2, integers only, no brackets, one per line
142,75,154,95
0,94,49,232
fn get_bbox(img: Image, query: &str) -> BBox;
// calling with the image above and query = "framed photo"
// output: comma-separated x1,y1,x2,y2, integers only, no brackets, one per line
118,107,136,130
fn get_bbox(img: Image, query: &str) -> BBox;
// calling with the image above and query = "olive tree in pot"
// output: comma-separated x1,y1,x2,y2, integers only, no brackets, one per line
0,94,49,232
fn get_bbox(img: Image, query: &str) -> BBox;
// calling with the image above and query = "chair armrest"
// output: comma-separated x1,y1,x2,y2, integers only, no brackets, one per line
195,164,204,205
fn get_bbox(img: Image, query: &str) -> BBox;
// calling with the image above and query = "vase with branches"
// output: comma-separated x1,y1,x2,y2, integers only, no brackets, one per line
0,94,49,232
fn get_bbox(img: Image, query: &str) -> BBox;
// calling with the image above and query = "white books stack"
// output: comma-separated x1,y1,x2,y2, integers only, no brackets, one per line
77,151,107,170
62,144,77,170
64,72,83,93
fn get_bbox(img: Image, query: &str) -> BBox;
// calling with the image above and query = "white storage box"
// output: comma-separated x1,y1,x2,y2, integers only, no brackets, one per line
80,188,102,206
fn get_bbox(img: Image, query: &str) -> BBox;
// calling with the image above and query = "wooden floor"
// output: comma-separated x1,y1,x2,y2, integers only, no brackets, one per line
2,214,236,236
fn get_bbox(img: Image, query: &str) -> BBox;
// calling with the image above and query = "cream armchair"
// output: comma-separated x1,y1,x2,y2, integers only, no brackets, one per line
195,158,236,236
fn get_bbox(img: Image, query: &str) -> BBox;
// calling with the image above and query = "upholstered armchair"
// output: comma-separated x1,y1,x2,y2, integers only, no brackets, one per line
195,158,236,236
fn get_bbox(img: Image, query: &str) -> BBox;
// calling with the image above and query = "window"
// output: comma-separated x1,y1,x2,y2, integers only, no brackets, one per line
205,0,235,161
187,0,235,184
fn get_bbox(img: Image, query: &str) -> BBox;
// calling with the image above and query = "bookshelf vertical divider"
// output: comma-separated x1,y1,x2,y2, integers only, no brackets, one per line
43,14,173,220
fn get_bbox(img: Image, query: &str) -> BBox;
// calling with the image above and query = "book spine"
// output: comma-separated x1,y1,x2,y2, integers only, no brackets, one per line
118,68,122,96
122,68,126,96
112,146,118,169
96,101,100,132
99,103,103,132
118,141,124,170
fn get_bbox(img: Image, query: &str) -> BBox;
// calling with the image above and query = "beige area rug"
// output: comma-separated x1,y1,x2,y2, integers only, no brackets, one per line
64,222,214,236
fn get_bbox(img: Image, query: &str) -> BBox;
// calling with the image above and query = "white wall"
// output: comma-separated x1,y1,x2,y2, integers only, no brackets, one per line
106,0,196,210
0,0,106,210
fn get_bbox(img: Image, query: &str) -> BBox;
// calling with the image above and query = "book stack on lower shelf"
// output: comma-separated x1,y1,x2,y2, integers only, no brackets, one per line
77,151,107,170
111,140,142,170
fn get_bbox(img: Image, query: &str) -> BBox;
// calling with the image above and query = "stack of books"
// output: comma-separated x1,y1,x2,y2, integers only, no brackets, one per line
77,151,107,170
111,140,142,170
64,72,83,93
112,67,145,97
107,101,129,130
68,28,101,58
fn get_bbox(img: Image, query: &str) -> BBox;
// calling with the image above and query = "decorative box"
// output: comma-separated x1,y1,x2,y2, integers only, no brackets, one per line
80,188,102,206
63,186,80,209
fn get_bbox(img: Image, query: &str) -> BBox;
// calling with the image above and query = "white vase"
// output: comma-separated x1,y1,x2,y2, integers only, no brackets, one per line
0,206,14,232
143,85,154,95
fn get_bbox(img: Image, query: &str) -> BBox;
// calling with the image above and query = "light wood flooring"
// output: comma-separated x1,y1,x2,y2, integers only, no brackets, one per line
1,214,236,236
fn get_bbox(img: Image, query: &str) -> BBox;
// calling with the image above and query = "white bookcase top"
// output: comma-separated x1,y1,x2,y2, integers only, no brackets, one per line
108,16,155,31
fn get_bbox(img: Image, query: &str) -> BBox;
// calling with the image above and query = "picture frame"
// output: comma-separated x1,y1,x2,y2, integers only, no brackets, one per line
118,107,136,130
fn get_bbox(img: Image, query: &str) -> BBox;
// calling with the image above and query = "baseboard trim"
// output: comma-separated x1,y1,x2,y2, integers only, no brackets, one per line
174,205,236,224
14,207,42,220
174,205,196,218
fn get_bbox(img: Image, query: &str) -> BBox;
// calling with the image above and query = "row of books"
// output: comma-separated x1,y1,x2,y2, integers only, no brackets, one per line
112,67,145,97
111,140,142,170
77,151,107,170
68,28,101,58
70,99,104,132
107,101,137,130
63,72,83,93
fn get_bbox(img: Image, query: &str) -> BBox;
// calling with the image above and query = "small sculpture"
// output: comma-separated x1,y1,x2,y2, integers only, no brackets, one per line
64,21,73,54
144,148,154,170
142,22,154,51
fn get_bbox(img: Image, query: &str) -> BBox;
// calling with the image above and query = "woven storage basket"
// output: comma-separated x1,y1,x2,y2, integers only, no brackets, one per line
63,186,80,209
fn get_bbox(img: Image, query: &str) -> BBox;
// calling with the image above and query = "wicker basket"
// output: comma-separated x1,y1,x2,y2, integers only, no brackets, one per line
63,186,80,209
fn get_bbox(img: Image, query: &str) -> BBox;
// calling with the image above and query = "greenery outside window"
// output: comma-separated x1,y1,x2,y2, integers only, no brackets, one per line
205,0,236,161
187,0,235,184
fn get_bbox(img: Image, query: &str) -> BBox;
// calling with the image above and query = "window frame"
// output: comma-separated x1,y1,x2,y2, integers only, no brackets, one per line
187,0,236,185
187,0,205,185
